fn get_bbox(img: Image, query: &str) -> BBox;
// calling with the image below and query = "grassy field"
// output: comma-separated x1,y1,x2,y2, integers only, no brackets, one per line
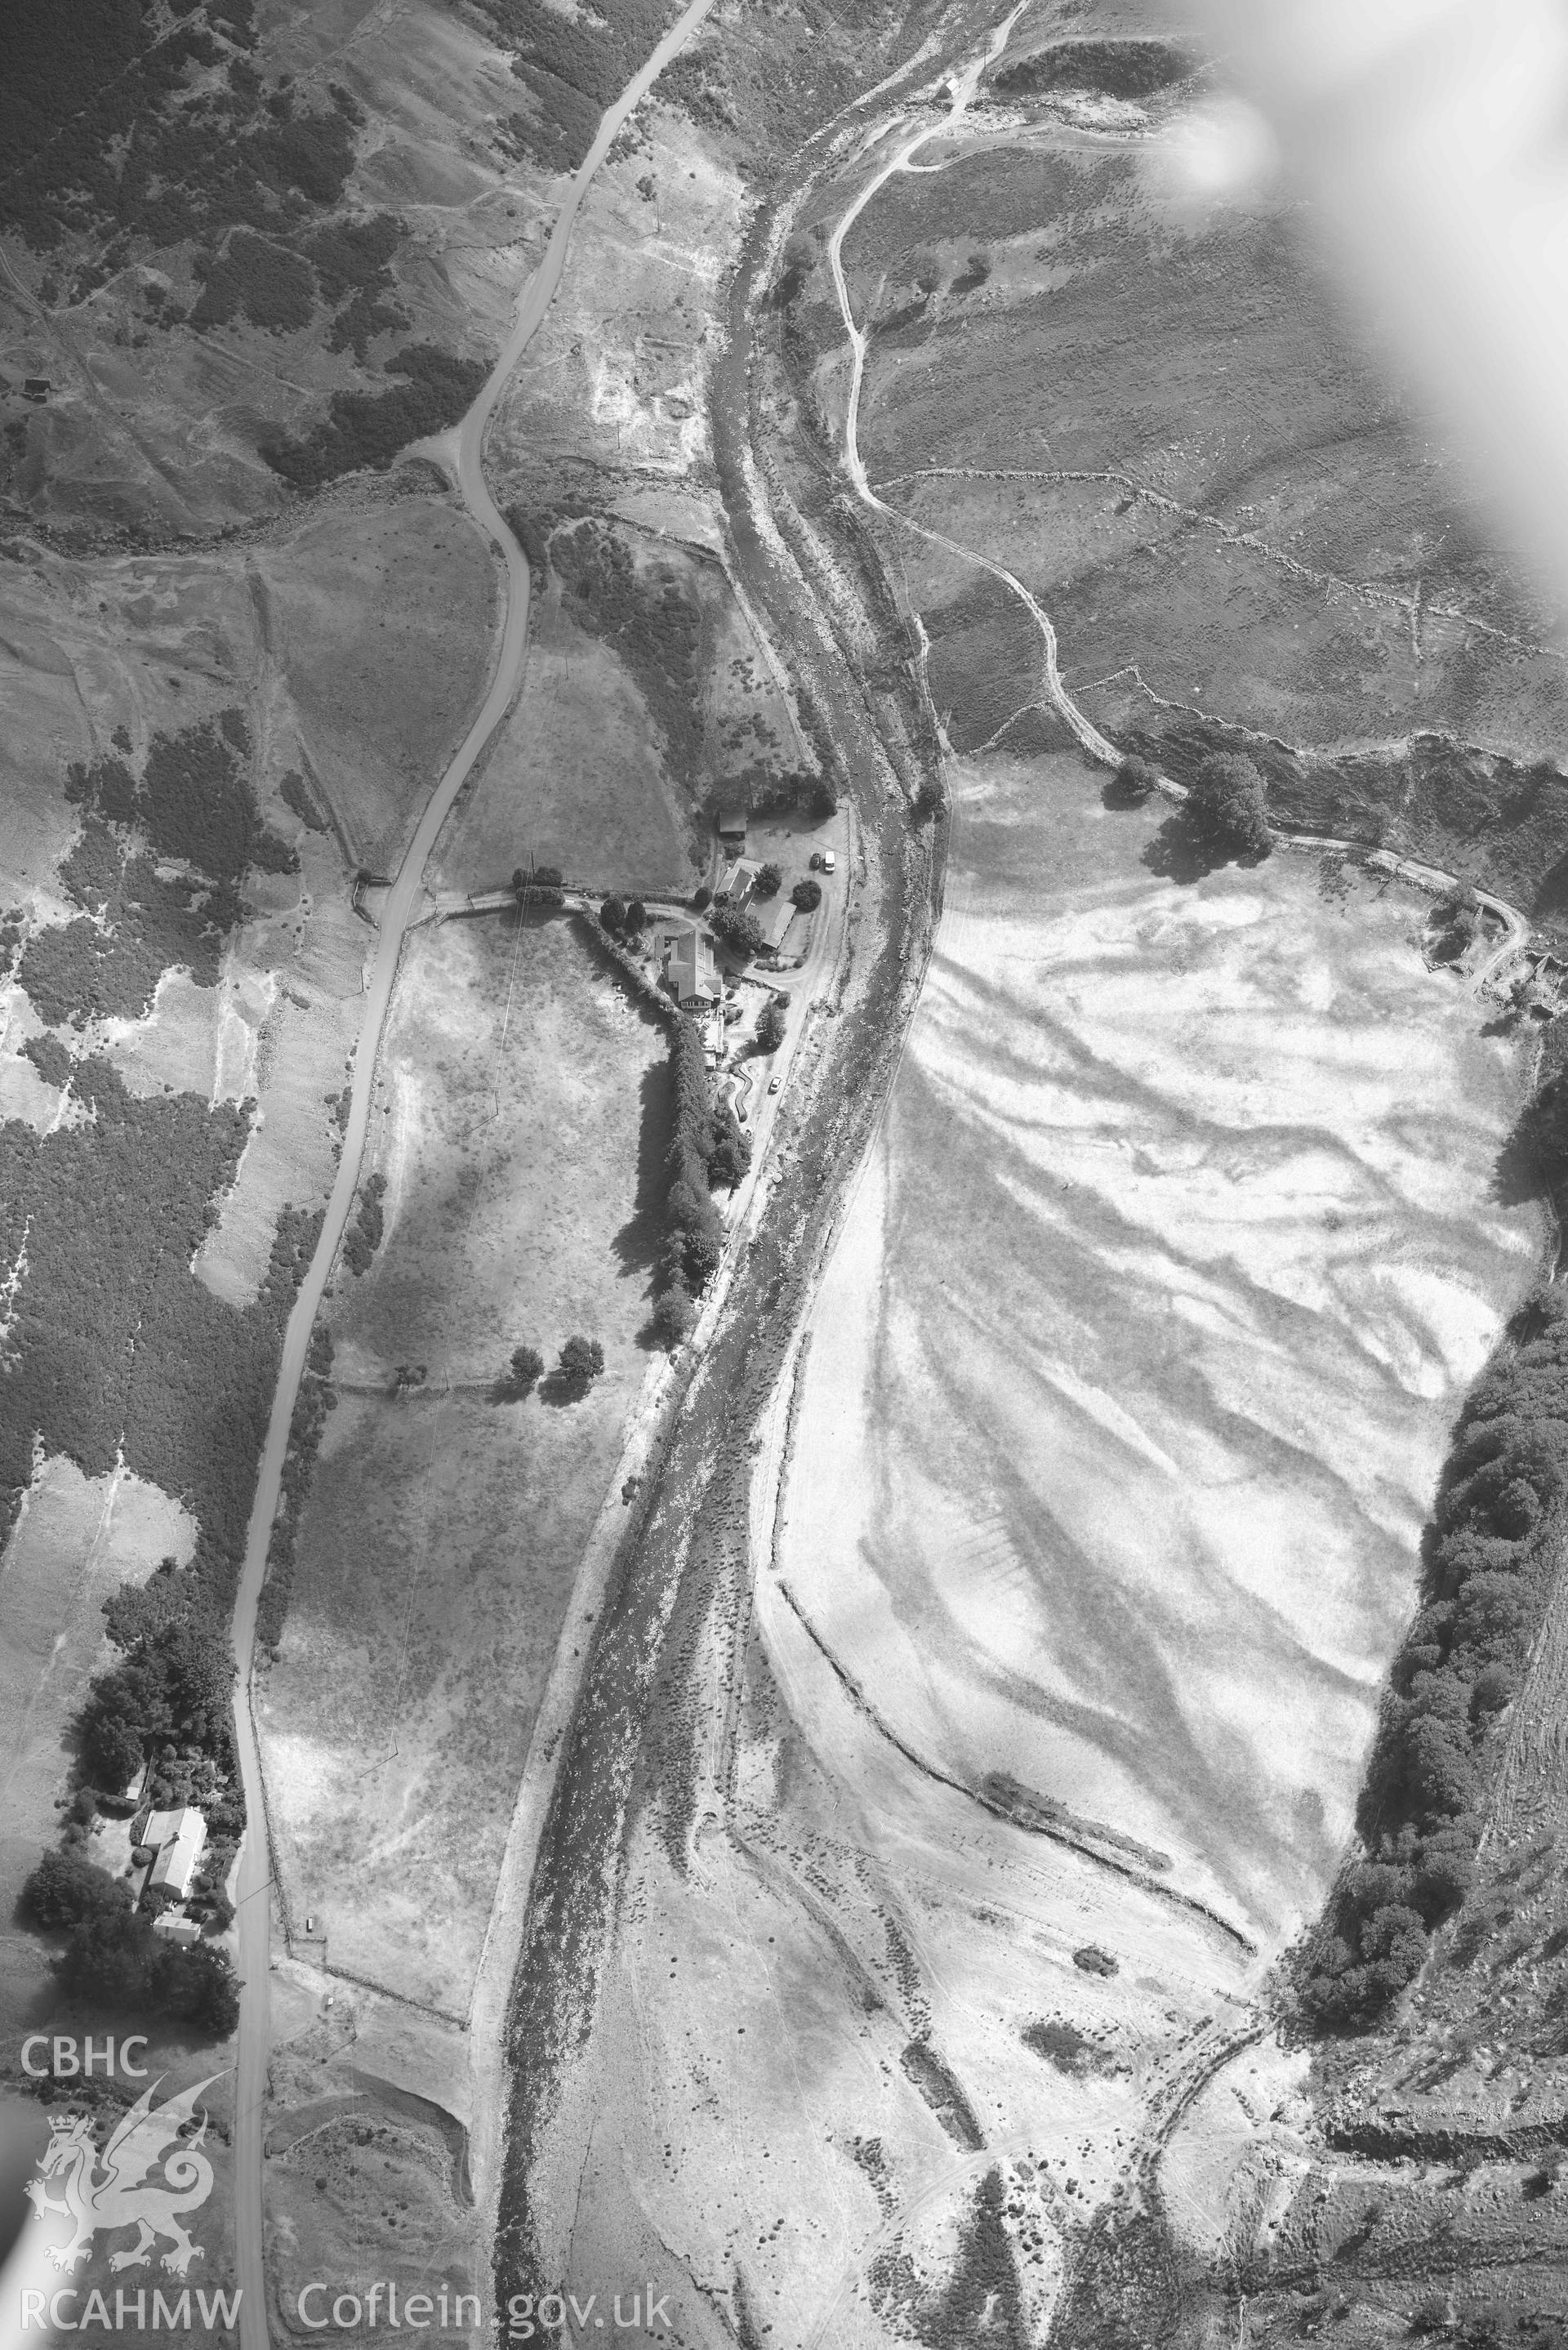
254,497,498,873
257,914,670,2012
789,117,1568,912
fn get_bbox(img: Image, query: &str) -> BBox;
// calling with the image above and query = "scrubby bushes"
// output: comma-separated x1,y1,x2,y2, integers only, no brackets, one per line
756,1004,785,1055
1298,1286,1568,2028
551,520,703,778
279,769,330,832
341,1172,386,1277
264,345,488,488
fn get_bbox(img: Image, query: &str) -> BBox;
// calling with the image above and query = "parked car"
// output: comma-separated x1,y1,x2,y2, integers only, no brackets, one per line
768,1075,782,1095
808,851,822,871
821,849,836,874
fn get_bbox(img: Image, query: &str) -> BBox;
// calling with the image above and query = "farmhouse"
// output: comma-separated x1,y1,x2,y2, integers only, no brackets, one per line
653,920,720,1006
718,858,762,908
144,1805,207,1900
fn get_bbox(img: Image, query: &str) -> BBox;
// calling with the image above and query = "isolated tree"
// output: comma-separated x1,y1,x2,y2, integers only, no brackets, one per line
756,1003,786,1055
651,1286,696,1349
755,863,782,899
693,883,712,910
1184,753,1272,864
599,894,626,932
791,877,822,912
555,1336,605,1399
508,1344,545,1397
1110,754,1156,804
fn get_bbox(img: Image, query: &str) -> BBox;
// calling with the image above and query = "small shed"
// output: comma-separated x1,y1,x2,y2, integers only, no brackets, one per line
716,800,748,850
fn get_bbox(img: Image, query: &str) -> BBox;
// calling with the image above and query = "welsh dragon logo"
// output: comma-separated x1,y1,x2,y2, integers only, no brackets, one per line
25,2076,219,2276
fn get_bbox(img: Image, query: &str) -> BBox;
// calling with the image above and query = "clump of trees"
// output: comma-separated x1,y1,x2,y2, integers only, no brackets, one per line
599,894,627,932
342,1171,386,1277
550,1336,604,1401
264,346,488,489
22,1853,240,2036
1298,1286,1568,2028
1106,754,1157,806
710,903,765,961
709,1102,751,1188
513,864,564,907
1181,752,1272,866
791,877,822,912
755,863,782,899
756,1003,786,1055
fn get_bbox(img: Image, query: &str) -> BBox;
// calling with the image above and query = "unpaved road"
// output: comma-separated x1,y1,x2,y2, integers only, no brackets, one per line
226,5,716,2339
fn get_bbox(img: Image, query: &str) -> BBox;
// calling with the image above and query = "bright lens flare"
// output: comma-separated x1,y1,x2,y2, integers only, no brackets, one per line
1168,98,1281,199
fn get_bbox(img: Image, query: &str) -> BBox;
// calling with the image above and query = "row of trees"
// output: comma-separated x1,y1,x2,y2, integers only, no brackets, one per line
1299,1283,1568,2026
501,1337,604,1402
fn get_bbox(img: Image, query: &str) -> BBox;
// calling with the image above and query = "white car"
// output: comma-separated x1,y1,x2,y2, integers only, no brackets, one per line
821,849,835,874
768,1075,782,1095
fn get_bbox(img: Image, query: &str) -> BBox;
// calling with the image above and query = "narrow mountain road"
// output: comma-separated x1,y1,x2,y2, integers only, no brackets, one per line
226,7,716,2341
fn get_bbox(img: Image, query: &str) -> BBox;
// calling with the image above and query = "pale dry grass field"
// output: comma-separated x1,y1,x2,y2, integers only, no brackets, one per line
779,756,1539,1949
257,915,670,2012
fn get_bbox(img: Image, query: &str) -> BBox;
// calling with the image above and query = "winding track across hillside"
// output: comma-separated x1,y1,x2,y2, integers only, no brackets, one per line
822,30,1542,993
225,9,716,2339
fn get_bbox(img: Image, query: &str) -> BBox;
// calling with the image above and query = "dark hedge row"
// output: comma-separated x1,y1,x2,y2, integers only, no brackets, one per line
650,1016,730,1340
1300,1282,1568,2027
255,1326,335,1652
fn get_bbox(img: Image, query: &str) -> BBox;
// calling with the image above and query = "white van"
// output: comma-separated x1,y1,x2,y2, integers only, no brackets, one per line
821,849,836,875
